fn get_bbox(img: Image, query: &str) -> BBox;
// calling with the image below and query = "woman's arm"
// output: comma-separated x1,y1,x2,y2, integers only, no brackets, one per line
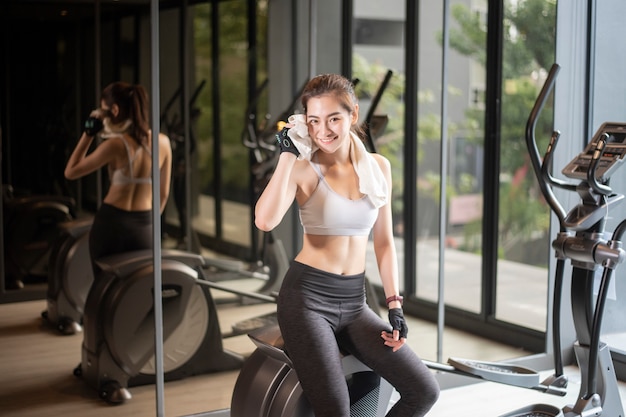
372,154,407,352
254,152,299,231
371,154,401,308
64,133,118,180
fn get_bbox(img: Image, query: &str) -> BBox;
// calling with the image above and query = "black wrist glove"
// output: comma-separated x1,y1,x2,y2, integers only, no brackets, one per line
388,308,408,339
84,116,104,136
275,127,300,157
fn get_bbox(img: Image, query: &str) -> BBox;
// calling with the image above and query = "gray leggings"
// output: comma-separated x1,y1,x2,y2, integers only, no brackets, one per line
277,261,439,417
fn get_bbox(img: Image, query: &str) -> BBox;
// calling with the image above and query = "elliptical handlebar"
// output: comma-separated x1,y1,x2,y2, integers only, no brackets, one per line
541,130,576,193
362,69,393,153
587,134,614,196
526,63,577,229
241,78,271,152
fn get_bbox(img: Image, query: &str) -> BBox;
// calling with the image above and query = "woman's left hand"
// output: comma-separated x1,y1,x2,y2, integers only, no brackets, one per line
381,330,406,352
381,307,408,352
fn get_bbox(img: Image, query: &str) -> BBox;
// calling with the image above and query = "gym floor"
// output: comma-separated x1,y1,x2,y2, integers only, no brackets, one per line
1,280,625,417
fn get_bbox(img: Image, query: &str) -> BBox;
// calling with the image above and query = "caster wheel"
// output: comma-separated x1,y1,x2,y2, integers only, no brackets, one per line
58,318,82,335
73,364,82,377
41,310,48,319
100,381,132,404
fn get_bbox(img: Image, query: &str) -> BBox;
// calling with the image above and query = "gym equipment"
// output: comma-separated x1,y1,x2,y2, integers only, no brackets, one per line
74,249,245,404
240,78,303,298
361,69,394,154
38,214,280,337
2,188,75,289
421,357,567,397
161,79,289,303
161,80,206,252
501,63,626,416
41,217,93,335
230,324,395,417
186,323,395,417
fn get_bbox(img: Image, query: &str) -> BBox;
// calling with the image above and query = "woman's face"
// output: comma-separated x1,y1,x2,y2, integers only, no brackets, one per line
306,95,357,153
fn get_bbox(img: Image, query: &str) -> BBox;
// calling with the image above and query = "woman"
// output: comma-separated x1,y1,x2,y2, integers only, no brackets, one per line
64,82,172,273
255,74,439,417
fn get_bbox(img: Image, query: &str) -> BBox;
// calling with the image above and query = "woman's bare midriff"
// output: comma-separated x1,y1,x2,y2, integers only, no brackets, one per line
294,234,369,275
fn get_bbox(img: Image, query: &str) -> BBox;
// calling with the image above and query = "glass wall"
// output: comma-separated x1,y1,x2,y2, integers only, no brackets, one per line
433,0,486,316
494,0,555,331
191,0,268,257
357,0,557,359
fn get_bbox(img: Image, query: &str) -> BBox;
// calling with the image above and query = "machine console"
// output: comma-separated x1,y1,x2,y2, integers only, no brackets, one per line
562,122,626,181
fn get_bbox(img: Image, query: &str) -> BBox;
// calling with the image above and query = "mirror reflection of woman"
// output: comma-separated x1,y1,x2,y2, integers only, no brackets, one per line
65,82,172,274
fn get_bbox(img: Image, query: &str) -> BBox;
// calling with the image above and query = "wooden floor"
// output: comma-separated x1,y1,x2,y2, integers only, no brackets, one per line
1,284,625,417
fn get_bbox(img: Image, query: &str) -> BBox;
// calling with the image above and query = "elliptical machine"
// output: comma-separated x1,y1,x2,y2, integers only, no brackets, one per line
501,63,625,416
74,249,244,404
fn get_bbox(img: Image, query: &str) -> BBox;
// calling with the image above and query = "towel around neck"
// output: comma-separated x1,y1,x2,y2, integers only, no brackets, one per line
286,114,388,209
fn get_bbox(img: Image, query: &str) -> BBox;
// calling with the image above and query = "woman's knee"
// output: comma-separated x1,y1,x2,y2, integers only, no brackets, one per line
398,373,440,413
421,376,440,408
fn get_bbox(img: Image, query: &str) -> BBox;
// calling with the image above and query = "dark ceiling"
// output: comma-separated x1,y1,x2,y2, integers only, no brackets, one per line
3,1,148,22
1,0,212,23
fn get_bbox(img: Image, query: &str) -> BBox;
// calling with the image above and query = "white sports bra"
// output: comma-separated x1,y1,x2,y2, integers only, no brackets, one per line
298,160,378,236
108,135,152,185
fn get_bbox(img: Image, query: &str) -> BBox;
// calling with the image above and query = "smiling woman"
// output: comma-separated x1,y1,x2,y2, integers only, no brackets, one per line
254,73,440,417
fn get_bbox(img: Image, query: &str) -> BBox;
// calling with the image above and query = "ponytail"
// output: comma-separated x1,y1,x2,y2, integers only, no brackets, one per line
101,82,150,145
129,84,150,144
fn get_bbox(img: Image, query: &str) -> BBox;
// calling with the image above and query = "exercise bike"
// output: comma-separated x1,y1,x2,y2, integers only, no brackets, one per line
229,323,394,417
73,249,249,404
187,316,395,417
501,63,625,416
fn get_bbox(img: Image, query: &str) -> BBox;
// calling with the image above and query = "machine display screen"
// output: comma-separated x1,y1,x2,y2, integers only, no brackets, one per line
606,132,626,144
562,122,626,180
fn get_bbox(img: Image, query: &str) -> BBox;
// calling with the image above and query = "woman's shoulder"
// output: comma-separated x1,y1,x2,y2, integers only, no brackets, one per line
144,131,172,151
291,158,318,187
157,132,171,146
101,134,127,152
293,157,315,175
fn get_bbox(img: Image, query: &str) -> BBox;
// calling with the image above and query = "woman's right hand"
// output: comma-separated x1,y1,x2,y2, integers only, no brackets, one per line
276,126,300,157
83,108,107,136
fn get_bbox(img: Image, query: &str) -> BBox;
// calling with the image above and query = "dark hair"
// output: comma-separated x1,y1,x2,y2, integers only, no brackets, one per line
300,74,365,138
101,82,150,145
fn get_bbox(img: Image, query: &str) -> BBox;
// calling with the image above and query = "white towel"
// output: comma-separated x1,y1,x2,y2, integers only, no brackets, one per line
286,114,316,160
100,118,133,139
349,131,388,209
286,114,388,209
